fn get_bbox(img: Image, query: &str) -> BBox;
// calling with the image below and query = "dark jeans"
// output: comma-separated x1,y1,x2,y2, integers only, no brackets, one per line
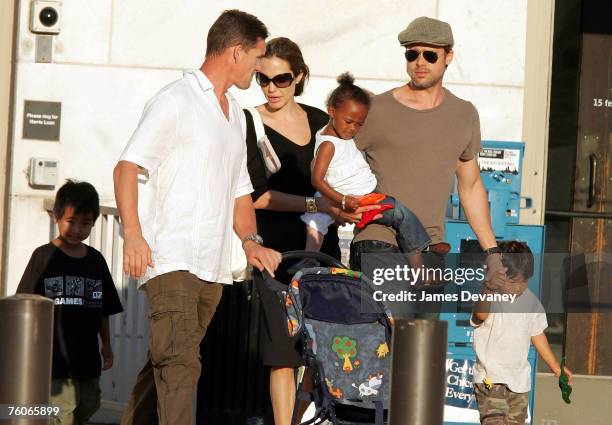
377,196,431,253
350,239,445,318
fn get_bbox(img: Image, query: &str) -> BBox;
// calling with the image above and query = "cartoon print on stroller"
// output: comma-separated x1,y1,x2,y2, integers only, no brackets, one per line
258,251,393,425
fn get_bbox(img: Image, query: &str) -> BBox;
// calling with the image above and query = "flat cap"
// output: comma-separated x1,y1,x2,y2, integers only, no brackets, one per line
398,16,454,48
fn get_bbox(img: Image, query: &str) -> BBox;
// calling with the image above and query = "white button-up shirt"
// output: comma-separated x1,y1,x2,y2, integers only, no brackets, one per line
119,70,253,285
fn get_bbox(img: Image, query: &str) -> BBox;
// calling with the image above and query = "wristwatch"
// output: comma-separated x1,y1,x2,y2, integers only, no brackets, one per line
242,233,264,246
484,246,501,256
305,196,317,213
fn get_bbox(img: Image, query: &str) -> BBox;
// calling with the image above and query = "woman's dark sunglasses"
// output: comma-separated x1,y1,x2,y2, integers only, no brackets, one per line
255,72,295,88
404,49,439,64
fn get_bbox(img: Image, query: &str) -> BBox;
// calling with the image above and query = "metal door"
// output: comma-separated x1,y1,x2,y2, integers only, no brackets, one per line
563,31,612,375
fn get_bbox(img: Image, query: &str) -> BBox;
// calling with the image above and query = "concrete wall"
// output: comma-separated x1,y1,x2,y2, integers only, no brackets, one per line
5,0,540,293
534,373,612,425
0,0,17,296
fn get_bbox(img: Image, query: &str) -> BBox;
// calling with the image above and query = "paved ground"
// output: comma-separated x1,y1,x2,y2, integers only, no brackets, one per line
89,373,612,425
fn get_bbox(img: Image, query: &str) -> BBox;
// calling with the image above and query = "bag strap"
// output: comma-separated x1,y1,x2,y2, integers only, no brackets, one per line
246,107,266,142
246,106,281,175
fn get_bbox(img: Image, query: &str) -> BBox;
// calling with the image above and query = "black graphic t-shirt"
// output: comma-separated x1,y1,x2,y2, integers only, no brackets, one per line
17,243,123,379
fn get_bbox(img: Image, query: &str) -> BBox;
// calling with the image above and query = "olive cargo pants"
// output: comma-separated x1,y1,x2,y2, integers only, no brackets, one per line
121,271,223,425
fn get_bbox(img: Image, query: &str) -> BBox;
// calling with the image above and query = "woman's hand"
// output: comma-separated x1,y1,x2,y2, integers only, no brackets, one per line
318,196,381,225
330,206,361,225
344,195,362,211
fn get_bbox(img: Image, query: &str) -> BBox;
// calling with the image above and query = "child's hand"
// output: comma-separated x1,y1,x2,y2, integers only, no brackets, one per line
101,344,114,371
554,365,573,385
344,195,362,211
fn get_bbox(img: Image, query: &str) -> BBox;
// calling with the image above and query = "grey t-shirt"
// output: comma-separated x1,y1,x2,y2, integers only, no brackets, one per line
354,88,481,244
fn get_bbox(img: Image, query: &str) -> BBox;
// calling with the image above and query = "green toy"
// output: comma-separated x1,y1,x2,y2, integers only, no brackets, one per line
558,357,572,404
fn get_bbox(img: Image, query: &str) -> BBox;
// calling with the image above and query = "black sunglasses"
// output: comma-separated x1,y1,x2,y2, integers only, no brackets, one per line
405,49,439,64
255,72,295,88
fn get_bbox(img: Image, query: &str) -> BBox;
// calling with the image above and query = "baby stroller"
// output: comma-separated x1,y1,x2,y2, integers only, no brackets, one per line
259,251,393,425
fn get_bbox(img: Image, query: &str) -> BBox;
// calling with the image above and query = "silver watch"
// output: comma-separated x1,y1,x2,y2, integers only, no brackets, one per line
242,233,263,246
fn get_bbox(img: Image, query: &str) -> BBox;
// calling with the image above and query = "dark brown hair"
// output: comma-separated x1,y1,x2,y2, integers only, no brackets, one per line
498,241,534,280
264,37,309,96
206,10,268,58
53,180,100,221
327,72,371,109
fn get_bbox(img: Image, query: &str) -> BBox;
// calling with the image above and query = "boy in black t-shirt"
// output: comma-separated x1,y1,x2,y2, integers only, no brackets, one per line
17,181,123,425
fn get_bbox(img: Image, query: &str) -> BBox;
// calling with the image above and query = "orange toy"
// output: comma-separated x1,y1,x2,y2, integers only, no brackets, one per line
356,204,393,228
359,192,386,206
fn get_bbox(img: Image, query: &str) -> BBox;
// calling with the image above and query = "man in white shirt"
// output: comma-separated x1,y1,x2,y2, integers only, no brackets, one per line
113,10,281,425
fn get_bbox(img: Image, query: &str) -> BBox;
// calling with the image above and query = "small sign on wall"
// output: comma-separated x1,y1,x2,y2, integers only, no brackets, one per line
22,100,61,141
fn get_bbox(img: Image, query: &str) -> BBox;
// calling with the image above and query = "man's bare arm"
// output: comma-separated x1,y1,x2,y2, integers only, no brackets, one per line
456,158,527,294
113,160,153,278
456,158,497,249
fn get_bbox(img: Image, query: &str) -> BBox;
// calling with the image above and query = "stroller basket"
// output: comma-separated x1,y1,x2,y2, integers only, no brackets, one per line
259,251,393,425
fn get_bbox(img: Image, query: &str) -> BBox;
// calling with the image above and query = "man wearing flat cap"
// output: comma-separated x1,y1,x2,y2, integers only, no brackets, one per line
350,17,521,314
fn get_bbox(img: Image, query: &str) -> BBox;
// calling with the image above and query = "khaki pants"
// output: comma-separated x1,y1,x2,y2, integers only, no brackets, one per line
50,378,100,425
121,271,223,425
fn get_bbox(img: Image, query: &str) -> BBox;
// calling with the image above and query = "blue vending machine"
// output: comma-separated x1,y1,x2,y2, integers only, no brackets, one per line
441,141,545,425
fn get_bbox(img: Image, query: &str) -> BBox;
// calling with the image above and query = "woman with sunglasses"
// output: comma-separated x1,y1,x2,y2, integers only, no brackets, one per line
244,37,341,425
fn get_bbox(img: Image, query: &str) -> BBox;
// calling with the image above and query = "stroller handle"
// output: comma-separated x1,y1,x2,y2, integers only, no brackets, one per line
280,250,345,268
257,250,346,285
